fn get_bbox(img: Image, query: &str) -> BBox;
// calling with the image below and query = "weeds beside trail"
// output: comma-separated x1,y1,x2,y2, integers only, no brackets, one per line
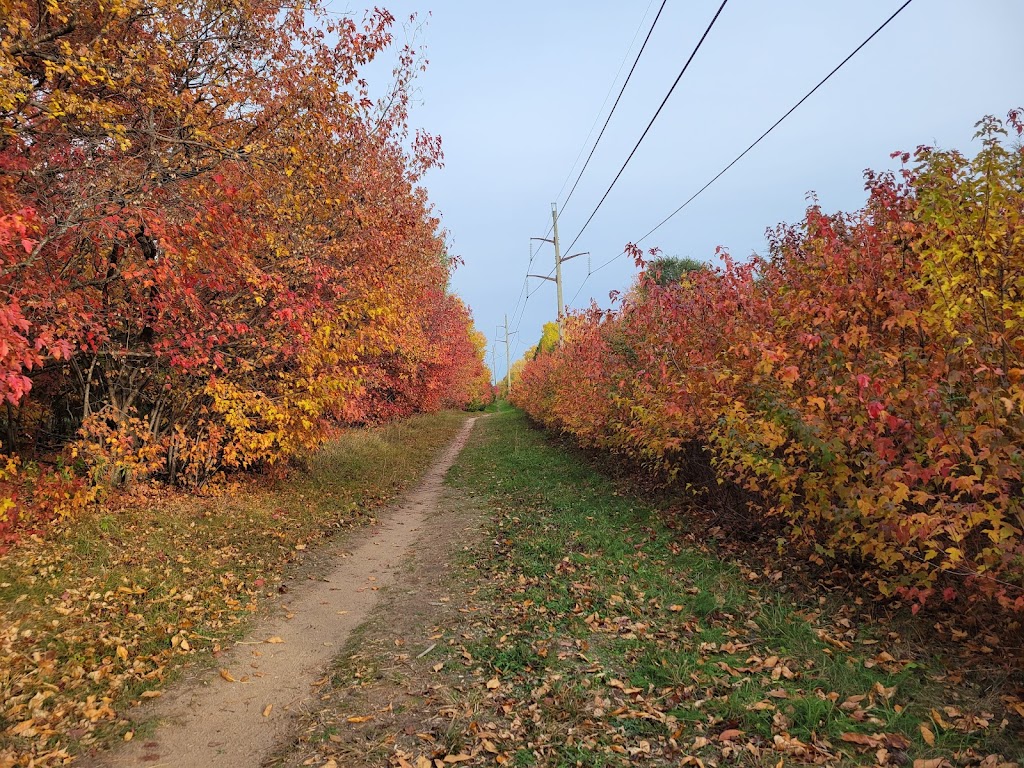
295,409,1022,768
0,411,469,767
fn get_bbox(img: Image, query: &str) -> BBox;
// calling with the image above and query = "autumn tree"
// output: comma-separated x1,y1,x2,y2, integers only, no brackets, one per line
0,1,486,535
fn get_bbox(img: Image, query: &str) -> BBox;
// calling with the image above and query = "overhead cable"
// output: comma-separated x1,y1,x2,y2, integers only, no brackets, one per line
562,0,730,256
567,0,916,305
560,0,669,214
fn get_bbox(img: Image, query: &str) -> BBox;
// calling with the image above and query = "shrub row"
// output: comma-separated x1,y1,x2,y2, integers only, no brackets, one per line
514,114,1023,611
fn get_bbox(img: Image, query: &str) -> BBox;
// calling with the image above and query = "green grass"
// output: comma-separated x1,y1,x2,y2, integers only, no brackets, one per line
483,398,515,414
432,409,1022,766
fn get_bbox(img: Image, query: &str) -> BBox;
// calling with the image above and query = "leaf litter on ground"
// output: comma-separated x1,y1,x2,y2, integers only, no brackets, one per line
281,409,1023,768
0,411,470,767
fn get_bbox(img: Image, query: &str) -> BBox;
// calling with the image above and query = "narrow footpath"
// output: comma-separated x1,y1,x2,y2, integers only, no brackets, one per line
92,417,479,768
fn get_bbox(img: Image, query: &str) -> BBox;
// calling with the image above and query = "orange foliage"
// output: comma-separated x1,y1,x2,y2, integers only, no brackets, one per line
0,1,489,539
514,113,1024,611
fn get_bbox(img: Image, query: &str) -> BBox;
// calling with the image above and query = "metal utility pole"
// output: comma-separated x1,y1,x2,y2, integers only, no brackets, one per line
503,314,511,396
496,319,514,398
551,203,564,327
530,202,588,340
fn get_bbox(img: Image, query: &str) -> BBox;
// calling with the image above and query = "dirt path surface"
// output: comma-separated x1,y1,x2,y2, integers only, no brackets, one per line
271,464,491,767
92,417,479,768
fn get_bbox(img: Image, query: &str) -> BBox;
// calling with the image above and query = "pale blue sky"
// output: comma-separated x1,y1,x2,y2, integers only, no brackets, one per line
331,1,1023,383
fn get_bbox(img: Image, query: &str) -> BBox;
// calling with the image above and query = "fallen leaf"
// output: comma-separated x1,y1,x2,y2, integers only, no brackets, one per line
718,728,743,741
432,662,444,672
262,704,273,718
912,760,948,768
486,677,500,690
841,732,881,748
443,755,472,764
872,681,897,699
219,669,237,683
346,715,374,723
265,636,285,644
883,733,911,750
920,723,935,746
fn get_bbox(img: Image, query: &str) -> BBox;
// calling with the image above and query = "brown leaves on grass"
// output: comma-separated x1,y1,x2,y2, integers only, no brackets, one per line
0,564,259,765
279,417,1024,768
339,571,973,768
0,493,357,765
0,412,469,766
364,530,1020,768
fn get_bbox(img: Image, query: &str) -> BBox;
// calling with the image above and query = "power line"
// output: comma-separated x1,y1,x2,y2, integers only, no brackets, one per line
566,0,916,308
562,0,730,256
635,0,915,246
506,241,540,329
509,258,560,361
510,247,549,327
512,262,556,337
508,3,658,351
504,2,671,353
568,279,591,309
552,0,657,205
560,0,668,215
569,249,621,308
505,215,556,348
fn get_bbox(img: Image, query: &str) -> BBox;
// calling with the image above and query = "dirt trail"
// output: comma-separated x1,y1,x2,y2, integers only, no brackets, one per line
93,417,479,768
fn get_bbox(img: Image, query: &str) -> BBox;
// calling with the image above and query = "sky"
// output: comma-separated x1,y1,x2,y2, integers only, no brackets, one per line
328,0,1023,385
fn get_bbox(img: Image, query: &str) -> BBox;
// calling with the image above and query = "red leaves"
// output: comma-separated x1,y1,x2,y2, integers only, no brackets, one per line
778,365,800,385
0,301,39,405
514,112,1024,613
0,0,488,528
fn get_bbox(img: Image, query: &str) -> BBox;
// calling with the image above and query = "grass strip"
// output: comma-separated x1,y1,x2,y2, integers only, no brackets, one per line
357,409,1022,768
